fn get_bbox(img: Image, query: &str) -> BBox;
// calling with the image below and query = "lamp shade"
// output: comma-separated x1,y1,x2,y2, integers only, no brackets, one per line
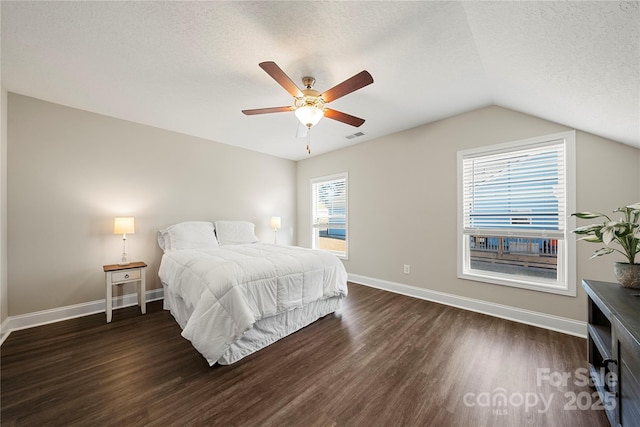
271,216,281,230
294,106,324,128
114,217,135,235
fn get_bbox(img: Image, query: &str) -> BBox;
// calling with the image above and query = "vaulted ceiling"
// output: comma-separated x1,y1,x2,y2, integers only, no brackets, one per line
2,1,639,161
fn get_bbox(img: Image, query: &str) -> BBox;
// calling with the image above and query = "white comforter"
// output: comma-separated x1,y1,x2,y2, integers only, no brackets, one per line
158,243,348,365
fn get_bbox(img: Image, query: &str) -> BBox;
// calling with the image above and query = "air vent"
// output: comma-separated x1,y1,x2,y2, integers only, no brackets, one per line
345,132,365,140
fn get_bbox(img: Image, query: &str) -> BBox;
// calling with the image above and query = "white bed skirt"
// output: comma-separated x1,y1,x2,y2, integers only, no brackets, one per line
162,282,342,365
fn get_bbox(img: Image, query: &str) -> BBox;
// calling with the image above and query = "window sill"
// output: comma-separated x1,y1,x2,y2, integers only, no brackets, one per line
458,270,576,297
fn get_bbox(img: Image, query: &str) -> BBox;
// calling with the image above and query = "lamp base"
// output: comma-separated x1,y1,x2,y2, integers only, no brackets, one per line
119,253,130,266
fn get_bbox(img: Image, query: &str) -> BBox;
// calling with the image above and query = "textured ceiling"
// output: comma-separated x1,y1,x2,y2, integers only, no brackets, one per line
2,1,639,161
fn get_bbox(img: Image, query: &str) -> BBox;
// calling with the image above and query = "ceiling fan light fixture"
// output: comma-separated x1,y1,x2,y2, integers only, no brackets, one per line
294,105,324,129
243,62,374,150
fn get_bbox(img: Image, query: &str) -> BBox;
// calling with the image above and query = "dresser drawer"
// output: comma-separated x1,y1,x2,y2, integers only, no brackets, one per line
111,269,141,283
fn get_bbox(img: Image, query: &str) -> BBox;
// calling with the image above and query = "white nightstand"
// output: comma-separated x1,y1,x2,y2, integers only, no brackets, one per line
103,261,147,323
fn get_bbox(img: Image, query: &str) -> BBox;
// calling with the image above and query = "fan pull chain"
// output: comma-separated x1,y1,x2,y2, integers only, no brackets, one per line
306,127,312,154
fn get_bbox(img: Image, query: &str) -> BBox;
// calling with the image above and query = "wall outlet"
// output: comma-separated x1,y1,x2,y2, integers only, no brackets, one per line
403,264,411,274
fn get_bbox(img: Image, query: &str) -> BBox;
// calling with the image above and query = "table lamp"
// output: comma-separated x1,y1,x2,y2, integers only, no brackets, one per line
114,217,135,265
271,216,281,244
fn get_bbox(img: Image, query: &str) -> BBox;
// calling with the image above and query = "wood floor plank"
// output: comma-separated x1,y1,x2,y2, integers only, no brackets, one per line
1,283,609,426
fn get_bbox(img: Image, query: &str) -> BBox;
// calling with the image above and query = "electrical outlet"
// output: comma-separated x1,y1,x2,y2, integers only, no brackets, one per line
403,264,411,274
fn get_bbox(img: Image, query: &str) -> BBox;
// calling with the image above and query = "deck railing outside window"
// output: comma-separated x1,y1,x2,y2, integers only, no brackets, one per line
469,235,558,279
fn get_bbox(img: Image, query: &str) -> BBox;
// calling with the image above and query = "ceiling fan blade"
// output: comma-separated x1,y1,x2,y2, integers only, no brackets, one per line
259,61,303,98
324,108,365,127
242,106,293,115
321,70,373,103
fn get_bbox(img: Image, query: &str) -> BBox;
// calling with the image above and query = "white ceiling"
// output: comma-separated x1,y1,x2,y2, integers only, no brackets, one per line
2,1,639,161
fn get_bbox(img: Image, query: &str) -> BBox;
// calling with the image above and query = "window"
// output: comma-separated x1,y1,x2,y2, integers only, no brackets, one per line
457,131,576,296
311,173,348,258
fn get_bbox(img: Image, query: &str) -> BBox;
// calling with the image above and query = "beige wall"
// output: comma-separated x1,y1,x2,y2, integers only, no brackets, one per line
1,87,7,324
6,97,639,323
7,93,296,316
297,106,640,322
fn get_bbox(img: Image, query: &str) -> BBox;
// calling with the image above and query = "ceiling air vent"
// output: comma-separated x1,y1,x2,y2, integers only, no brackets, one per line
345,132,365,140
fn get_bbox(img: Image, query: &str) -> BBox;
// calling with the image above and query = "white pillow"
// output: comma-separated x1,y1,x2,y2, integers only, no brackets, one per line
157,229,170,251
161,221,219,251
214,220,259,245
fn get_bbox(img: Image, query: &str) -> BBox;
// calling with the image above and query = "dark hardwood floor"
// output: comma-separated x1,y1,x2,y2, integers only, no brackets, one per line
1,283,609,427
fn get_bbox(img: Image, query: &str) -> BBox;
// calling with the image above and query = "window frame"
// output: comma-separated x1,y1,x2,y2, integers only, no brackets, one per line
311,172,349,259
456,131,576,296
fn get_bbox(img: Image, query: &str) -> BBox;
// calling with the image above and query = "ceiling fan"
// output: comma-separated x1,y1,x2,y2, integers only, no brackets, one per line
242,61,373,153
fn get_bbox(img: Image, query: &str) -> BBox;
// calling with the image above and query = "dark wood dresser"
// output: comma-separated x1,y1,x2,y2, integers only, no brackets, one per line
583,279,640,426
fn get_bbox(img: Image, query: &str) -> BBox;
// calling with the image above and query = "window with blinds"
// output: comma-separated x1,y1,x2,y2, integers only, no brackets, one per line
311,173,348,258
457,131,576,296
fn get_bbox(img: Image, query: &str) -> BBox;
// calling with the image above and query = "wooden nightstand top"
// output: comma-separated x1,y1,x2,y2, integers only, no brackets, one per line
103,261,147,272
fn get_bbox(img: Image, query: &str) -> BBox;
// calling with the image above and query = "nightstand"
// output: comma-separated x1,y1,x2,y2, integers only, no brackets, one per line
103,261,147,323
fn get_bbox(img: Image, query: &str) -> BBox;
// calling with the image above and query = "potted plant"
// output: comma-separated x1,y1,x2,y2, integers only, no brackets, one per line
572,203,640,288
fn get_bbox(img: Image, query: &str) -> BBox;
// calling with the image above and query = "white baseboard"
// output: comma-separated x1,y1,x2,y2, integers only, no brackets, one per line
1,278,586,346
0,288,164,346
0,317,9,346
348,274,586,338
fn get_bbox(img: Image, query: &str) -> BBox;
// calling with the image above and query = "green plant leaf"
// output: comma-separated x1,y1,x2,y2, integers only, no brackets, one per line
601,221,627,245
602,228,616,245
572,212,606,219
578,235,603,243
575,203,639,264
572,224,603,234
591,248,614,258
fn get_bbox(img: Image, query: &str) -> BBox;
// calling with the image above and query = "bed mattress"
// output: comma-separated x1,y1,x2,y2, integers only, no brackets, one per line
158,243,348,365
163,283,342,364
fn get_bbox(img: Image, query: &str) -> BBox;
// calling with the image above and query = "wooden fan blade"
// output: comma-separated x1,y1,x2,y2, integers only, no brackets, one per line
321,70,373,103
259,61,303,98
324,108,365,127
242,106,293,115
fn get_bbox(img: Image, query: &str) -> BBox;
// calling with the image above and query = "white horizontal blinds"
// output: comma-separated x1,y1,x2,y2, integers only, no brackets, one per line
312,175,347,230
462,140,565,238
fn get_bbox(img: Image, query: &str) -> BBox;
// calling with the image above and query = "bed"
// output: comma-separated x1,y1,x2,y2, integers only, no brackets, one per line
157,220,348,365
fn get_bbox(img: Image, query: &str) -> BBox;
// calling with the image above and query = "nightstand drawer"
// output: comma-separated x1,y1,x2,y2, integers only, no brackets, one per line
111,269,141,282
